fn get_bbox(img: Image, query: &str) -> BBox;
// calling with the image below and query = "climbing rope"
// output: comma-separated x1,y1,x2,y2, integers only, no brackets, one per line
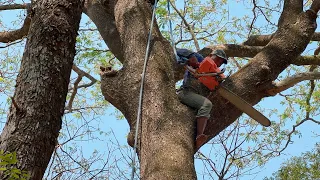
130,1,158,180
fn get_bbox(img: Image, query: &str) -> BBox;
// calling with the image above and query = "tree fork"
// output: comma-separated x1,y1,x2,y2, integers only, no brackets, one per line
204,8,318,140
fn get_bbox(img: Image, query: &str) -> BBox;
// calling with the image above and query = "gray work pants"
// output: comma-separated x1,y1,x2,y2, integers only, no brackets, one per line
177,89,212,118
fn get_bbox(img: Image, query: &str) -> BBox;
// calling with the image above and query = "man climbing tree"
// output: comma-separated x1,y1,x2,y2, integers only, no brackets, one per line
176,49,228,151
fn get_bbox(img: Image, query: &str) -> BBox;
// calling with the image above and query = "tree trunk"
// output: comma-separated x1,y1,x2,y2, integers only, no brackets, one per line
99,0,197,179
0,0,83,179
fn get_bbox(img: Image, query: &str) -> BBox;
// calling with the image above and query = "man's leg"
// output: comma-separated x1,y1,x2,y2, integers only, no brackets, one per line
177,90,212,151
196,116,208,137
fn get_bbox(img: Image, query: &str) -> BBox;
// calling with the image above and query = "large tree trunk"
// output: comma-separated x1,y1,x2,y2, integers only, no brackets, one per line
0,0,83,179
100,0,197,179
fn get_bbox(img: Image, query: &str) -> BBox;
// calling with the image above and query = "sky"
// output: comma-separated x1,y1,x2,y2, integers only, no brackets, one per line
0,0,320,180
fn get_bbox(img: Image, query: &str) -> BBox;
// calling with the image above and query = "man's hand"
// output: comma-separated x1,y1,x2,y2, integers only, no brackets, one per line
186,56,199,68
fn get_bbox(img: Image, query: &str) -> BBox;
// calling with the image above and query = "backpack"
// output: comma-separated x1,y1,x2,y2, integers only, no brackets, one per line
176,48,203,64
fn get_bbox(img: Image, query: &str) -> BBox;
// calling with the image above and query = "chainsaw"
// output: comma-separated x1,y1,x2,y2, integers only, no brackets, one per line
186,65,271,127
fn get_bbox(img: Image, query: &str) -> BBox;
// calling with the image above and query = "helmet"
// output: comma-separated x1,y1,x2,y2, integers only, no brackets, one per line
212,49,228,64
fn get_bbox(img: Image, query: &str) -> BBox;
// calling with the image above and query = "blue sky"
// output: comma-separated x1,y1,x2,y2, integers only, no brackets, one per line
0,0,320,179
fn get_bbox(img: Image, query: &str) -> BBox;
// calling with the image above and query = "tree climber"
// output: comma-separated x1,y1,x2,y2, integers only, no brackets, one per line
176,49,228,151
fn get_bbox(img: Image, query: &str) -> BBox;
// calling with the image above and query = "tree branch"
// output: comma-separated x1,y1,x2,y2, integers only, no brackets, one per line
310,0,320,14
0,13,31,43
169,0,200,51
67,64,97,111
292,55,320,66
197,152,219,178
0,3,28,10
242,34,274,46
83,0,124,62
197,45,320,67
72,64,97,89
243,32,320,46
0,39,24,48
266,71,320,96
305,48,320,118
277,118,320,155
305,71,315,119
248,0,259,36
198,44,264,58
100,66,128,115
278,0,303,27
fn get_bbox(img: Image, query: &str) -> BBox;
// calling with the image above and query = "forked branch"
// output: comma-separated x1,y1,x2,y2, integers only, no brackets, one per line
66,64,97,111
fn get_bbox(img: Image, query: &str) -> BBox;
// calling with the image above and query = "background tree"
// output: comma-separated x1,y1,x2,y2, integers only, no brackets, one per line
0,0,320,179
264,143,320,180
0,0,83,179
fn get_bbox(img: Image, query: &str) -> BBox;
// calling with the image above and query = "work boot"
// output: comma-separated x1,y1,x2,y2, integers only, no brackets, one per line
195,116,209,152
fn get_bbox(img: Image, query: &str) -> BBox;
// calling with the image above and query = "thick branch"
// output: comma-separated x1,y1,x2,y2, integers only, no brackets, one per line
197,45,320,67
310,0,320,13
0,13,31,43
100,67,127,116
198,44,263,57
293,55,320,65
242,34,274,46
0,3,28,10
278,0,303,27
83,0,124,62
243,32,320,46
266,71,320,95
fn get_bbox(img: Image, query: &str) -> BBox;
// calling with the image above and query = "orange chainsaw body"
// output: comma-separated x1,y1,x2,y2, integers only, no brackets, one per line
197,57,225,90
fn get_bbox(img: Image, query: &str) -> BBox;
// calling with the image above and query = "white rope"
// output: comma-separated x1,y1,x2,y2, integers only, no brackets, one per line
130,1,158,180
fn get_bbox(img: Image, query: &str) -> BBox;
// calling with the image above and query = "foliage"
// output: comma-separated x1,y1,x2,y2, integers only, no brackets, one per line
264,143,320,180
0,151,30,180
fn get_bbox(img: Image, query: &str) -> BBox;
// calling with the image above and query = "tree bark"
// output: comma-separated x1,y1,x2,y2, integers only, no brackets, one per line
0,0,83,179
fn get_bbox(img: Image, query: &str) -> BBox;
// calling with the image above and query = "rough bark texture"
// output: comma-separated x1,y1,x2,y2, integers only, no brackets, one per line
0,0,83,179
